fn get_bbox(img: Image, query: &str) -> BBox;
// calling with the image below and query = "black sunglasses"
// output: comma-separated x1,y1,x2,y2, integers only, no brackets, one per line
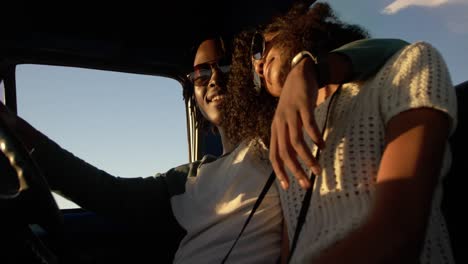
187,62,231,87
251,31,266,93
251,31,266,61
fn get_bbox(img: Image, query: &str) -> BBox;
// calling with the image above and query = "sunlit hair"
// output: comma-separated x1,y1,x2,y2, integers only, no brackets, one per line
222,2,370,144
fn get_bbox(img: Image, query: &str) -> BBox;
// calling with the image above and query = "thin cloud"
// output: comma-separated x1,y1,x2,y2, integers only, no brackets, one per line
382,0,468,14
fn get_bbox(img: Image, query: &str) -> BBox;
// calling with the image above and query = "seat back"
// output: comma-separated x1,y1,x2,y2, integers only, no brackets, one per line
443,80,467,263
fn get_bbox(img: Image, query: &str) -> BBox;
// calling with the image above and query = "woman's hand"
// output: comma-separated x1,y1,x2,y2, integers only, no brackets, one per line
270,57,324,190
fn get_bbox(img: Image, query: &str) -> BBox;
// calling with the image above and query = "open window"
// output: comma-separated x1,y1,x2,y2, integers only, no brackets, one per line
15,64,189,208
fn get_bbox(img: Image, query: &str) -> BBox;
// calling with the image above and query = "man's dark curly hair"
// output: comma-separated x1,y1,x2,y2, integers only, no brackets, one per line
222,2,370,144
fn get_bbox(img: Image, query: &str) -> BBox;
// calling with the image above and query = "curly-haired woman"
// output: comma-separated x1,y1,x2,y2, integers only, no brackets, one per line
223,2,456,263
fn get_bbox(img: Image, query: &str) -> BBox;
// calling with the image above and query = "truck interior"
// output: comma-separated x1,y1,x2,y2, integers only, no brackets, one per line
0,1,465,263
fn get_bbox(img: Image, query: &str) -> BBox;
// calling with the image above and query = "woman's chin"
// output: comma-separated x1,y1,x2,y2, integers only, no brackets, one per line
265,84,282,97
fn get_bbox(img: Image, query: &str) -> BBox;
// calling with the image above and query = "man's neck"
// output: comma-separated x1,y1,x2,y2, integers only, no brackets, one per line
218,127,236,155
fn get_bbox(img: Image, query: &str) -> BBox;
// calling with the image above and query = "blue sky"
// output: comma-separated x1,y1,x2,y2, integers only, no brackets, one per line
11,0,468,208
329,0,468,85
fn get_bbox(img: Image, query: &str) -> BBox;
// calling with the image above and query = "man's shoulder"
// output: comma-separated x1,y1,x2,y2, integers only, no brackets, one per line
163,160,200,178
159,153,219,177
157,156,218,196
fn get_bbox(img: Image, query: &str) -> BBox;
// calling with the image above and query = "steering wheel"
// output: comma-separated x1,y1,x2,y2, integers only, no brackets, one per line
0,117,64,263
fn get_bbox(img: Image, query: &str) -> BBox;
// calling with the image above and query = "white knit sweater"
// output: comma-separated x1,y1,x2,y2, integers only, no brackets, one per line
280,42,457,263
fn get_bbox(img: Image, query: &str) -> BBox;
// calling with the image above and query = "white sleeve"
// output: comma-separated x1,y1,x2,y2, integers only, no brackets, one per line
378,41,458,135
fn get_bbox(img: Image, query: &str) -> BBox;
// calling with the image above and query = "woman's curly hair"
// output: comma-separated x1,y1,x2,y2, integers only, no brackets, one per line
222,2,370,144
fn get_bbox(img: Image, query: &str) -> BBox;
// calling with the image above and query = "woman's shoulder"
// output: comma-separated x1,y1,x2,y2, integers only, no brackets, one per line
370,40,449,84
401,41,437,52
389,41,443,66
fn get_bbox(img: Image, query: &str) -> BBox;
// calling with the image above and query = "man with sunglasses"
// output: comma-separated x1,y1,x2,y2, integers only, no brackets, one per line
174,37,284,263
